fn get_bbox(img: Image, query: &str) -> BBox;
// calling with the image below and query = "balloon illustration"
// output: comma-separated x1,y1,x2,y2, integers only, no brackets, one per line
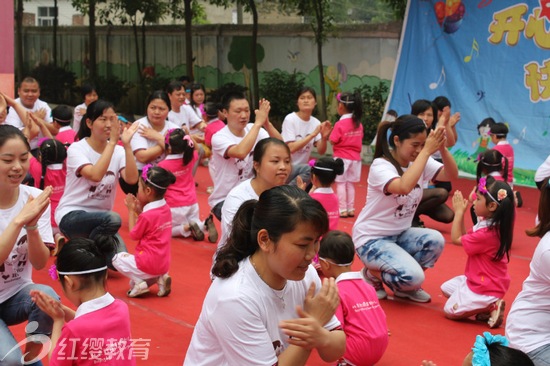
434,0,466,34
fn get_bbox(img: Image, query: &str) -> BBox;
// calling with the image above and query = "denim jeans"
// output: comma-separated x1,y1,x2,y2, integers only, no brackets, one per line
0,283,59,366
58,210,127,268
529,343,550,366
286,163,311,186
356,227,445,292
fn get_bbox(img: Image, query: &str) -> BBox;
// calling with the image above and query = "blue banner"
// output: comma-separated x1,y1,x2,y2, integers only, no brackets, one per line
386,0,550,186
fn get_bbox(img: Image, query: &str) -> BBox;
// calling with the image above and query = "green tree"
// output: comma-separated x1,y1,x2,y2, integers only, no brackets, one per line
169,0,208,80
210,0,264,109
72,0,105,79
98,0,169,83
283,0,333,120
382,0,407,19
330,0,395,24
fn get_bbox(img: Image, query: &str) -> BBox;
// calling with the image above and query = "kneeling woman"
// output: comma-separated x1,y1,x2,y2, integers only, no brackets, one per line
184,185,345,365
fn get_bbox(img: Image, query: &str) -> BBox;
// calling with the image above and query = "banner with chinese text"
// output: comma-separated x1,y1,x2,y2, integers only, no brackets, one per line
386,0,550,186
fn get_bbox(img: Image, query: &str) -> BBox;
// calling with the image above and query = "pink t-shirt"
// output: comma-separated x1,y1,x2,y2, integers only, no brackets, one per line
335,272,389,366
56,126,77,146
330,114,364,161
492,142,514,184
29,157,66,227
462,221,511,298
51,297,135,366
130,200,172,276
204,119,225,148
157,153,198,207
310,188,339,231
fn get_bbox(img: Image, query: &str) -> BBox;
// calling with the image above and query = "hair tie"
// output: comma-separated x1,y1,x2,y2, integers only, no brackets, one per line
336,93,355,105
472,332,509,366
308,159,316,167
183,135,194,148
478,177,501,205
141,164,168,190
164,128,176,146
309,158,334,172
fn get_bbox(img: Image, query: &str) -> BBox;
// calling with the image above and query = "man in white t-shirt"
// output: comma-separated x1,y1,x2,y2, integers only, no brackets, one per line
208,92,282,220
5,77,57,151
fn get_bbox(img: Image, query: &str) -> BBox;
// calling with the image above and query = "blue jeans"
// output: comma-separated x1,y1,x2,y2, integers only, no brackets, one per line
528,343,550,366
356,227,445,292
286,163,311,186
0,283,59,366
58,210,127,268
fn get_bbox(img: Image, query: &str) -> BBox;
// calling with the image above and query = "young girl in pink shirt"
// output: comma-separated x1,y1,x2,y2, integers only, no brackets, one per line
31,237,135,365
318,231,388,366
329,91,364,218
113,165,175,297
444,175,515,329
29,139,67,250
158,128,218,242
309,157,344,231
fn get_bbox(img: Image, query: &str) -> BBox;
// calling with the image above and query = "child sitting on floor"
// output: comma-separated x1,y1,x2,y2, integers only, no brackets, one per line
318,231,389,366
31,237,134,365
113,165,175,297
443,176,514,329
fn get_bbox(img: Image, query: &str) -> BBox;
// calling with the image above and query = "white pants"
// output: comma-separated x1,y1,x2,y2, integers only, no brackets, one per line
112,252,160,284
171,203,204,237
441,275,499,316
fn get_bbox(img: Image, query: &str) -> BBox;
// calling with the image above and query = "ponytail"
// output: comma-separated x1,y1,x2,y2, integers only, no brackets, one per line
337,91,363,128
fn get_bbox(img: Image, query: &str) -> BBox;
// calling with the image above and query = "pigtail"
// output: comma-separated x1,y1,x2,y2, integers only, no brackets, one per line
212,199,258,279
484,177,514,262
351,90,363,128
374,121,405,176
502,156,509,183
38,139,67,190
166,128,195,166
40,159,47,190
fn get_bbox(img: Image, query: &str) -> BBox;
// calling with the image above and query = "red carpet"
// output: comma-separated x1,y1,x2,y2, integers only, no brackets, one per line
11,164,541,365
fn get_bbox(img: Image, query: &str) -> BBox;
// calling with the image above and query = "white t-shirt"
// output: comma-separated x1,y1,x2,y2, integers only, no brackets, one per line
73,102,86,134
281,112,321,165
535,154,550,183
168,106,201,132
130,117,179,170
55,139,126,225
184,259,341,365
506,232,550,353
5,98,53,150
0,185,53,303
352,157,443,246
208,124,269,208
218,179,258,250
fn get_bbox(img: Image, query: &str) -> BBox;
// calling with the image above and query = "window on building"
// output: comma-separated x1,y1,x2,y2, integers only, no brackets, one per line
37,6,57,26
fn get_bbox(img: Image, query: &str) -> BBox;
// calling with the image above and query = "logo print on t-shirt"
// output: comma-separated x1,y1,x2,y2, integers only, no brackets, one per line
394,185,422,219
88,171,116,200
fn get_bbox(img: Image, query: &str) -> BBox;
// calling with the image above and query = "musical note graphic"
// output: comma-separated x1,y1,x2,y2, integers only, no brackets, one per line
477,0,492,9
476,90,485,102
429,67,446,90
513,127,526,145
464,38,480,63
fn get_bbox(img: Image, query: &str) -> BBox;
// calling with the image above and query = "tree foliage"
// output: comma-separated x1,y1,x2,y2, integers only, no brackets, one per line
330,0,396,23
381,0,407,19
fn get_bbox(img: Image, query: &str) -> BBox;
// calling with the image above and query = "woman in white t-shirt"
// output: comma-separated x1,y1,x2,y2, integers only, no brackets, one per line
352,115,458,303
218,137,291,249
0,125,59,364
506,177,550,365
185,185,345,366
56,100,139,267
282,87,332,184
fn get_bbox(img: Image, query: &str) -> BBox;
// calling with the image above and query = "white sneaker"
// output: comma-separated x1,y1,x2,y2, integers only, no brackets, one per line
127,281,149,298
157,274,172,297
393,288,431,303
361,268,387,300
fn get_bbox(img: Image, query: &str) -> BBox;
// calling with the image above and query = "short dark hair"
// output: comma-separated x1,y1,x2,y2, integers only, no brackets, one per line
490,122,509,138
52,105,73,126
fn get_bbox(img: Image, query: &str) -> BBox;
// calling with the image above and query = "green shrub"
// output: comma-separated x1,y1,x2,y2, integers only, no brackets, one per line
30,64,77,104
357,81,389,144
86,76,131,108
260,70,305,130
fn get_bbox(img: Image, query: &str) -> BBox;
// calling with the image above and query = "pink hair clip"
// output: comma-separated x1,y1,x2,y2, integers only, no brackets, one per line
164,128,176,146
183,135,194,148
49,264,59,281
141,164,153,181
308,159,316,167
477,177,488,195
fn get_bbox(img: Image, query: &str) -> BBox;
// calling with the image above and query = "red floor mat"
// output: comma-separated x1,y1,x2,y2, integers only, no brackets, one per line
10,164,542,365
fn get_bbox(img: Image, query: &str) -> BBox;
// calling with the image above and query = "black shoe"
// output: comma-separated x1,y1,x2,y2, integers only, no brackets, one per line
204,215,218,243
515,191,523,208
